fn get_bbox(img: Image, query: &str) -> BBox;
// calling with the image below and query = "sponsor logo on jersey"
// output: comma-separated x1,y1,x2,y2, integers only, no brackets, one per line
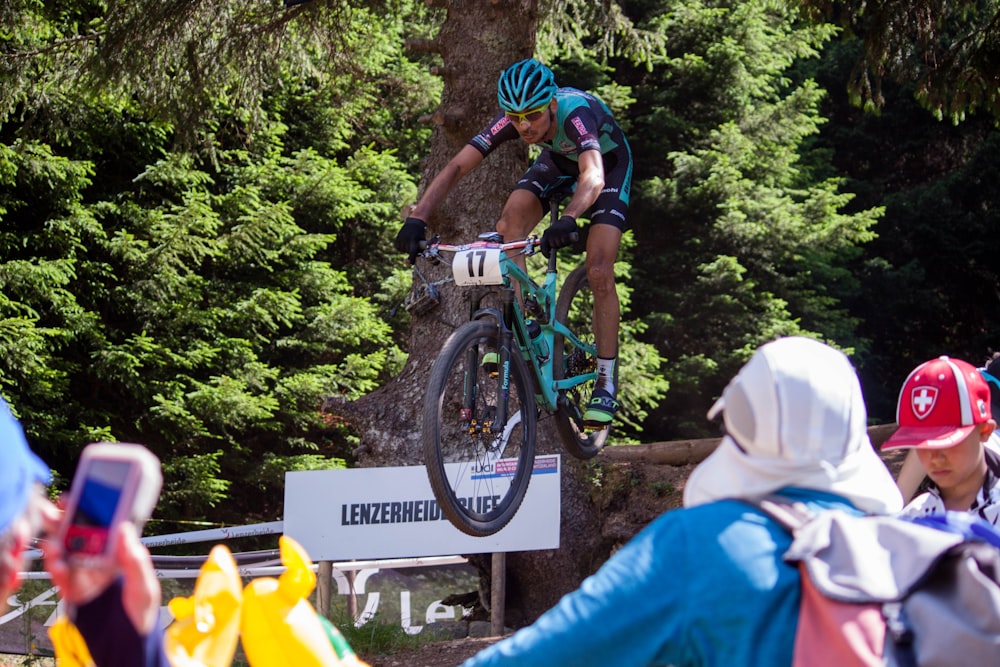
491,116,511,135
571,116,589,136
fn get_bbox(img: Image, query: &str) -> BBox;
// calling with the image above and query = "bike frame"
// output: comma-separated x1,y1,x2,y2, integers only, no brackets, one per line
430,236,598,414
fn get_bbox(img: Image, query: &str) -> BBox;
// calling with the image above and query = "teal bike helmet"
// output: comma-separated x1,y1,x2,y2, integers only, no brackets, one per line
497,58,557,112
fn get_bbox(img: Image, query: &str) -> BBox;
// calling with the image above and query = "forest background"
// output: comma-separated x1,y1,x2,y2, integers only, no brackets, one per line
1,0,998,541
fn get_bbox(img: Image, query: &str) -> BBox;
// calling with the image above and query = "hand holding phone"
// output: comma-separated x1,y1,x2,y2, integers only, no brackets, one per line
57,443,162,567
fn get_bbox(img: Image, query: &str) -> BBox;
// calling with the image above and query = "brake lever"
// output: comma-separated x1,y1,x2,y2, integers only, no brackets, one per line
419,235,442,265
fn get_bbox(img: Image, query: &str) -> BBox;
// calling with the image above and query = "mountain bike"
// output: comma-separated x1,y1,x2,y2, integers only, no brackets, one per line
417,202,611,537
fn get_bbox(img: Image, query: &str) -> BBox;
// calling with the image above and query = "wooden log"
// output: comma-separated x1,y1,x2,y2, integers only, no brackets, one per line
599,423,902,467
598,438,719,466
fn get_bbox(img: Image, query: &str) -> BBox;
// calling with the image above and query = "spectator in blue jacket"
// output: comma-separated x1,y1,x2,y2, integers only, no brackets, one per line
461,336,903,667
0,398,168,666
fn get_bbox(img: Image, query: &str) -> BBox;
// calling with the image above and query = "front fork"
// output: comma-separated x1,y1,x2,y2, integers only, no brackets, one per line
462,288,517,442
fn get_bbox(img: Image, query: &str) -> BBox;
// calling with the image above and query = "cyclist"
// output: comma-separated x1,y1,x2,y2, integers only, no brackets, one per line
395,58,633,429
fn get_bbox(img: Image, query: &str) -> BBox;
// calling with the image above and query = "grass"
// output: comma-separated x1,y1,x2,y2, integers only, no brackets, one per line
337,612,435,657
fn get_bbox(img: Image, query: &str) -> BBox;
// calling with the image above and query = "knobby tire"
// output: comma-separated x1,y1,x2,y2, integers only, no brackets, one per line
423,319,538,537
553,265,611,459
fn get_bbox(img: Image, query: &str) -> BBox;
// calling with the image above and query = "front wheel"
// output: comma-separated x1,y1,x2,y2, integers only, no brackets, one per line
423,319,538,537
552,264,612,459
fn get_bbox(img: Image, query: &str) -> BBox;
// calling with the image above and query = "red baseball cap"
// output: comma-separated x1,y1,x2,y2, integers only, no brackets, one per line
882,356,993,450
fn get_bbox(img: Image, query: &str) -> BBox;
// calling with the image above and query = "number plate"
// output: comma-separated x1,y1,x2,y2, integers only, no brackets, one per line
452,247,504,286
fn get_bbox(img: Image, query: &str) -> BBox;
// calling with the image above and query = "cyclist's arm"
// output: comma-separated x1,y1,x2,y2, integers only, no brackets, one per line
562,148,604,219
410,144,484,221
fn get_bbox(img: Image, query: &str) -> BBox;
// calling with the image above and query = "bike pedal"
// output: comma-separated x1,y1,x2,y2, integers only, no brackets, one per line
582,422,611,432
404,283,441,315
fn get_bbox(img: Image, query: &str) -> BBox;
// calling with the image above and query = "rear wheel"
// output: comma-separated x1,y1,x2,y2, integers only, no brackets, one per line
423,319,537,536
552,265,611,459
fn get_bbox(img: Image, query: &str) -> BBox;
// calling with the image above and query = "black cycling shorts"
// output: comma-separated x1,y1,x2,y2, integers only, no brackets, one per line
514,149,631,231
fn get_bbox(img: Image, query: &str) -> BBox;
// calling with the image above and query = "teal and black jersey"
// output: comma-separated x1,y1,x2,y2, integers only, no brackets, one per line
469,87,632,230
470,87,625,161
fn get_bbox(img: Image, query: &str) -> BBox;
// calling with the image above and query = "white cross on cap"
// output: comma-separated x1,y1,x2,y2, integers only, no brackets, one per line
911,386,937,418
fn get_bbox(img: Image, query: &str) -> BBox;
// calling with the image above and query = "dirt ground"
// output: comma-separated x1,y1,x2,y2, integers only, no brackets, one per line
363,636,502,667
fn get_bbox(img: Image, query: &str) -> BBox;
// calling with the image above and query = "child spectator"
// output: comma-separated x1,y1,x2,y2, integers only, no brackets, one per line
883,356,1000,525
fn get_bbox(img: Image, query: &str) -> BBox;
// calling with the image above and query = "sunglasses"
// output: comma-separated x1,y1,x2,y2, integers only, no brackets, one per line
505,103,550,125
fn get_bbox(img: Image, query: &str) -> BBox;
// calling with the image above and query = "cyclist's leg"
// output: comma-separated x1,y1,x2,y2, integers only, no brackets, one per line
496,189,543,275
497,152,561,272
581,223,622,427
499,152,561,239
585,223,622,362
587,146,630,363
582,149,630,427
496,189,544,240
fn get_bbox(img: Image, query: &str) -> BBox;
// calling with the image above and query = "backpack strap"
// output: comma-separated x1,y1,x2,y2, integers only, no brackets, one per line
744,493,816,534
745,494,889,667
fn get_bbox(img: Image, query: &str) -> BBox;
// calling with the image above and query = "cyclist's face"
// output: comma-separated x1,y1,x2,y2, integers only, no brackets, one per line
507,101,554,144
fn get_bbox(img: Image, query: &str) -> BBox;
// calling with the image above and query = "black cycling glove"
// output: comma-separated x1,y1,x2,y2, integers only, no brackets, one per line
541,215,578,258
395,217,427,264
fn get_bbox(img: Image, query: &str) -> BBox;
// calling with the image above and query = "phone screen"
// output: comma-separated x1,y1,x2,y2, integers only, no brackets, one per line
64,459,132,557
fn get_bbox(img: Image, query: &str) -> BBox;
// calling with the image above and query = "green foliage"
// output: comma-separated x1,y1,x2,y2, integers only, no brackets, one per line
538,0,667,67
1,1,442,156
618,0,878,437
0,127,413,521
796,0,1000,123
0,24,435,528
648,480,674,496
160,452,231,517
606,239,670,443
802,36,1000,421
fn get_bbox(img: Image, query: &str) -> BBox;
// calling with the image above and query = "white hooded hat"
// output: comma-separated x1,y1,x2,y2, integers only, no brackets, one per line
683,337,903,514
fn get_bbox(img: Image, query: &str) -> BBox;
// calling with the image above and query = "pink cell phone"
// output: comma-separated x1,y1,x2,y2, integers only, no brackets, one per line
57,443,162,566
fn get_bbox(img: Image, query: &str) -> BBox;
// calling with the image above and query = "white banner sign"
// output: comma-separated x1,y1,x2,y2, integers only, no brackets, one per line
284,456,560,560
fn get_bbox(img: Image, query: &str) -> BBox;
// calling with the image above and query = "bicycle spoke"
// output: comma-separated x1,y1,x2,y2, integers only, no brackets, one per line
424,321,536,536
553,265,610,458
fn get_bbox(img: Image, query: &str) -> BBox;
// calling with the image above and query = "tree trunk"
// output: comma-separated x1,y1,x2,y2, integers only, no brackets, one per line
336,0,615,627
350,0,536,469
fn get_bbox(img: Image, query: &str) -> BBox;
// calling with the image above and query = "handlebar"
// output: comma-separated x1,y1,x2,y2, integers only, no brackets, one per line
417,235,537,262
417,232,578,263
